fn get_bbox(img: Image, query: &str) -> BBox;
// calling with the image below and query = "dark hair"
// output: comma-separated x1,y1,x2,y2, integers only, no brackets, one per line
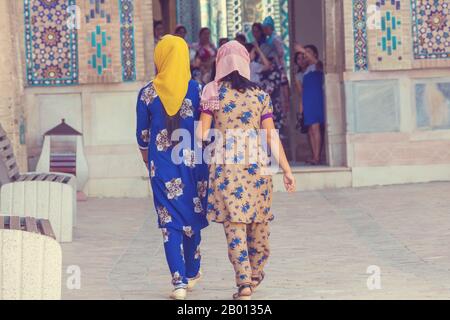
294,52,304,73
218,38,229,47
304,44,319,58
244,43,254,53
154,20,163,29
164,109,181,145
252,23,266,42
220,71,259,93
174,25,187,34
199,27,210,37
235,33,247,44
210,62,216,82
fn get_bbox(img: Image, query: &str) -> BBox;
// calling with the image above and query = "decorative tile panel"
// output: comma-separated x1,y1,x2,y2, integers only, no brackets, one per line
79,0,121,83
352,0,369,71
411,0,449,60
24,0,79,86
119,0,136,82
367,0,412,70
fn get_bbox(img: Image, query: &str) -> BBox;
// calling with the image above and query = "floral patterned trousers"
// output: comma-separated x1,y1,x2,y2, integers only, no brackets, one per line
223,221,271,287
162,228,202,289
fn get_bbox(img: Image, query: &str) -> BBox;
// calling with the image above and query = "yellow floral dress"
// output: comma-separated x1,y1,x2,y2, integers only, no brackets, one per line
204,83,275,224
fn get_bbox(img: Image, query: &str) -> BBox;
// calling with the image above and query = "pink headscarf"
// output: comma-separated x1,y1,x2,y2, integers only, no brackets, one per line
200,40,251,111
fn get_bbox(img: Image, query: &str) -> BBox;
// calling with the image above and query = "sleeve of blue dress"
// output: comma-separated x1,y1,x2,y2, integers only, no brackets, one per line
136,88,151,151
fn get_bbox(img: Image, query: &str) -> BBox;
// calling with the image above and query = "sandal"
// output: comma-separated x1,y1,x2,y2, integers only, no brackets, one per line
232,284,253,300
187,270,202,291
251,271,265,292
170,287,187,300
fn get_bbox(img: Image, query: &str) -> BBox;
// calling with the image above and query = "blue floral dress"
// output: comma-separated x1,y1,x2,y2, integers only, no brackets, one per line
136,80,209,234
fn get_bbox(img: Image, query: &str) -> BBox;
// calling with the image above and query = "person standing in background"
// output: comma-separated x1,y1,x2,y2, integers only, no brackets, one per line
261,16,285,68
253,22,290,147
294,51,309,134
191,28,217,85
154,20,165,45
174,25,188,41
294,43,325,165
245,42,271,85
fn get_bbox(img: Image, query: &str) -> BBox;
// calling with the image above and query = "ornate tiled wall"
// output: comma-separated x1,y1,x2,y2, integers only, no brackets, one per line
411,0,449,68
24,0,143,86
367,0,412,70
78,0,120,83
352,0,369,71
119,0,136,82
347,0,450,71
24,0,79,86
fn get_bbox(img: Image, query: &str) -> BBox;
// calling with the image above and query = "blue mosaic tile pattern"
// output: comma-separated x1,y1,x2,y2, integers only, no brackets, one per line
411,0,449,59
352,0,369,71
24,0,79,86
119,0,136,82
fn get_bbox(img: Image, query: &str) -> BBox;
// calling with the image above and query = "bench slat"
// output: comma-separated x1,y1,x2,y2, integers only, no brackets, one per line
38,220,56,240
25,217,39,234
9,216,21,230
8,165,20,180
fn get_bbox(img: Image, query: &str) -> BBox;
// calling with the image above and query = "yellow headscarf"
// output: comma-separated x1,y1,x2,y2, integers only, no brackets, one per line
153,35,191,116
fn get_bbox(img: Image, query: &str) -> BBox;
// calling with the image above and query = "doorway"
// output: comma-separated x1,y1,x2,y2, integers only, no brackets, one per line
152,0,177,36
289,0,347,167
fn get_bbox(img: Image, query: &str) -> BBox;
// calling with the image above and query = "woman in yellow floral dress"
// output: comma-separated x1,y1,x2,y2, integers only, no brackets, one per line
197,41,295,300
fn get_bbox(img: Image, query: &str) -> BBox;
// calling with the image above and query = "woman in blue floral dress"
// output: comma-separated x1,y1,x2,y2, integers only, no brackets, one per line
136,36,208,300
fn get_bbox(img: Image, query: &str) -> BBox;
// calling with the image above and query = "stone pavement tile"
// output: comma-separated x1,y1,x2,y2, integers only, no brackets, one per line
62,182,450,300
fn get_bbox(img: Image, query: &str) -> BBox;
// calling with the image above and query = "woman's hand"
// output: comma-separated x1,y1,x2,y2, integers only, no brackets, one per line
294,43,305,53
283,171,296,193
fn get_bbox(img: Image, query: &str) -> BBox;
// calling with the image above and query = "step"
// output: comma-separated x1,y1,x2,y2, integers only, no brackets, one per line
272,166,352,192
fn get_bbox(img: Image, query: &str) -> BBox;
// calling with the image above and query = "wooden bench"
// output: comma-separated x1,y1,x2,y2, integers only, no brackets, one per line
0,216,62,300
0,124,76,242
0,216,56,239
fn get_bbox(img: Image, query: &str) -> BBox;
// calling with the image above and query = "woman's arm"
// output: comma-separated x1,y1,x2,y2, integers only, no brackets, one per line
273,36,285,65
136,90,151,169
281,82,290,113
196,112,213,142
261,117,296,192
140,149,149,169
295,77,303,113
253,42,271,71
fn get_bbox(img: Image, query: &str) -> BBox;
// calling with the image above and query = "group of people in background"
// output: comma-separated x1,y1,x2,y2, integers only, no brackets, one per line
154,18,325,165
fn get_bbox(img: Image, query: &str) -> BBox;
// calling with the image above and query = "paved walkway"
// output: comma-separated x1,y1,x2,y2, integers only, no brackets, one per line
62,182,450,300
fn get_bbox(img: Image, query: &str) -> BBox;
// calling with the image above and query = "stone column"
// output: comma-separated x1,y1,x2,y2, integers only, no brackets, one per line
0,0,27,170
141,0,155,80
